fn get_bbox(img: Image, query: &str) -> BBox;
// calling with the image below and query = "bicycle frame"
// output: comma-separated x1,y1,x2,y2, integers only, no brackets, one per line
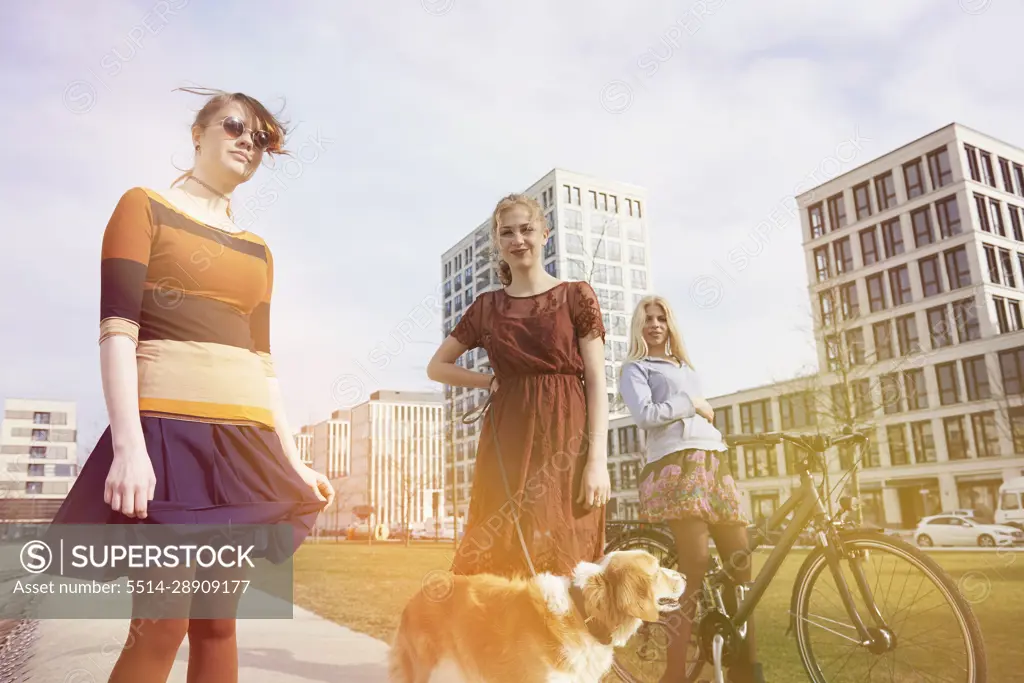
726,457,890,647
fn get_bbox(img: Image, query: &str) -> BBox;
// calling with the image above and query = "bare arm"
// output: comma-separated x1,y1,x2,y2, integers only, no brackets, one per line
100,335,146,452
579,333,608,464
426,336,493,390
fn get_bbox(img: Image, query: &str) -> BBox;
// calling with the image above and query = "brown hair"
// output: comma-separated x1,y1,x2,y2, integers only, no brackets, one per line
489,193,548,286
171,86,291,188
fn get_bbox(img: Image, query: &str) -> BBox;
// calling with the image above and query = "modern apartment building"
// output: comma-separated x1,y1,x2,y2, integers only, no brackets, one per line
603,123,1024,529
332,390,445,533
440,169,654,518
0,399,79,522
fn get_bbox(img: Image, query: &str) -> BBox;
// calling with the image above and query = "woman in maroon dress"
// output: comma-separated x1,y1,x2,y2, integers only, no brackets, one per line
427,193,611,578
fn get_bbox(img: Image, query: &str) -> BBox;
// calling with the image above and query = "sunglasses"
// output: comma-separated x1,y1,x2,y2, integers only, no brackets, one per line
216,116,273,150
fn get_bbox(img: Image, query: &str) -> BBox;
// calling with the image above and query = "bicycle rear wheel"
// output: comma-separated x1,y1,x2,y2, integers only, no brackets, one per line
602,529,705,683
792,531,987,683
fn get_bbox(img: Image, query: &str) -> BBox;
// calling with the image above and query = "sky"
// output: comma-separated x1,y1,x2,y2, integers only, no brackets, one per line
1,0,1022,457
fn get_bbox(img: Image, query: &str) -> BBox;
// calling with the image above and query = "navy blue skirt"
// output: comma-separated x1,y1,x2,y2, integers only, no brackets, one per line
50,416,326,573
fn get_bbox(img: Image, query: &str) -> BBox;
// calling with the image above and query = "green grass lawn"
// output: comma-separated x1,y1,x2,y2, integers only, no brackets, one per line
293,540,1023,681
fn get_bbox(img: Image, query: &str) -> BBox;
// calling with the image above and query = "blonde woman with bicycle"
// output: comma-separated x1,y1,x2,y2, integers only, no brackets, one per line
619,295,765,683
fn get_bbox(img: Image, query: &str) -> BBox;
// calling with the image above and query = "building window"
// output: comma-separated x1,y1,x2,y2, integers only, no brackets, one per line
875,172,897,211
944,416,968,460
949,299,978,343
911,421,937,463
819,291,835,328
1016,164,1024,196
911,207,934,247
926,305,951,348
880,374,902,414
975,194,991,232
999,347,1024,395
779,391,816,429
853,183,873,221
993,296,1022,333
31,429,47,441
928,146,953,188
1000,249,1016,287
935,195,962,237
904,368,928,410
873,320,894,361
846,327,866,364
980,151,996,187
739,400,773,433
984,245,1001,284
809,203,825,239
887,424,909,466
944,246,972,289
827,193,847,231
919,256,943,297
935,362,961,405
834,237,853,274
990,198,1006,236
881,219,904,258
895,314,920,355
1009,205,1024,240
964,144,981,182
814,246,831,281
888,265,912,306
631,269,647,289
1010,406,1024,452
839,282,859,320
971,412,1000,457
629,245,645,266
1001,157,1015,193
859,226,880,266
33,412,51,425
866,273,887,312
904,158,926,199
962,355,991,400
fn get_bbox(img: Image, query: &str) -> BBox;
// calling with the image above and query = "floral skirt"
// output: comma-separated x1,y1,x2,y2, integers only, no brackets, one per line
637,449,748,525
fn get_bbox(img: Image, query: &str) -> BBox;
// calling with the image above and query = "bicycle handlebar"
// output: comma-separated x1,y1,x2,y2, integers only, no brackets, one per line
724,427,869,454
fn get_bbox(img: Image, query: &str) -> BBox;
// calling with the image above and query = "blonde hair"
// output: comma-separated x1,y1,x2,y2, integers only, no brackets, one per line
489,193,549,287
623,295,694,370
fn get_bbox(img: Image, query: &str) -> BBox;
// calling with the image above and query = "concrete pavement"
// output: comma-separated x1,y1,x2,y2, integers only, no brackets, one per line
14,602,391,682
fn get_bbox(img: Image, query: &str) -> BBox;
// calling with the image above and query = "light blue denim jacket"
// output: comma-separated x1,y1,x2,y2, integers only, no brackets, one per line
619,356,726,467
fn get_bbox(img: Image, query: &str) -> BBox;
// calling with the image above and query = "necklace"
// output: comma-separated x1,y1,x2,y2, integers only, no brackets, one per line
182,176,241,233
187,175,230,201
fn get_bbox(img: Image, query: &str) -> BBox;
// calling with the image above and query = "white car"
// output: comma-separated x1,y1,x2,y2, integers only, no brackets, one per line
915,514,1024,548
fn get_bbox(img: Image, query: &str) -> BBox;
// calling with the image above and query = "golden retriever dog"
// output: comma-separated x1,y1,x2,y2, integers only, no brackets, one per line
388,549,685,683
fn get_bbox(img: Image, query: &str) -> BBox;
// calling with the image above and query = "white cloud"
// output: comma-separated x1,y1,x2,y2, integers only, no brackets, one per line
2,1,1022,450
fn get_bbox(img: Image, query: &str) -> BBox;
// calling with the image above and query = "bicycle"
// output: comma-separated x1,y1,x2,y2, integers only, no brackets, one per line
605,428,987,683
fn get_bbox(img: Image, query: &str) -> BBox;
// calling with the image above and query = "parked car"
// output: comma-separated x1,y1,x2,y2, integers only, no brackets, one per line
914,514,1024,548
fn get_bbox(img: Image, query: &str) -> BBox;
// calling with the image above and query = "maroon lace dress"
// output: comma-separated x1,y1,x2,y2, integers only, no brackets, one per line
449,280,607,578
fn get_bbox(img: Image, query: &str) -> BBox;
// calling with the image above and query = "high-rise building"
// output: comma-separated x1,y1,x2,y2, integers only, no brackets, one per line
0,399,79,522
439,169,654,518
333,390,444,533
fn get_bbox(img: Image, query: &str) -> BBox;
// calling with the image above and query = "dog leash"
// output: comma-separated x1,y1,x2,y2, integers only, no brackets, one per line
462,383,613,644
462,387,538,578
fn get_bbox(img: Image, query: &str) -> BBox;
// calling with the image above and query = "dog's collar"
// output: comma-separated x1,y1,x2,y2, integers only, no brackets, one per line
568,582,613,645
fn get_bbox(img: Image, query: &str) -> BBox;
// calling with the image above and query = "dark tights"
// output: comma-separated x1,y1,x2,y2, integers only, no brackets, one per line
660,518,761,683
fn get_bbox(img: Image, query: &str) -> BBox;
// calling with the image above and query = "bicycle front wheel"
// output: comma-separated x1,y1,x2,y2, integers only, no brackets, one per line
602,529,705,683
792,531,987,683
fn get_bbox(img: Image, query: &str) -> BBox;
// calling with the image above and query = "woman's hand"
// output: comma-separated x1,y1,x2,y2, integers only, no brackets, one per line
294,463,335,506
105,443,157,519
577,458,612,510
693,396,715,423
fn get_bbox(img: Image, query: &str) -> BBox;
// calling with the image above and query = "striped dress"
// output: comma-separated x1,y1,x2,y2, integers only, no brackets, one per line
51,187,325,573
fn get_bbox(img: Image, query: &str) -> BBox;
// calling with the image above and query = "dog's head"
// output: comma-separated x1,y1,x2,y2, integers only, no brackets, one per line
573,549,685,646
